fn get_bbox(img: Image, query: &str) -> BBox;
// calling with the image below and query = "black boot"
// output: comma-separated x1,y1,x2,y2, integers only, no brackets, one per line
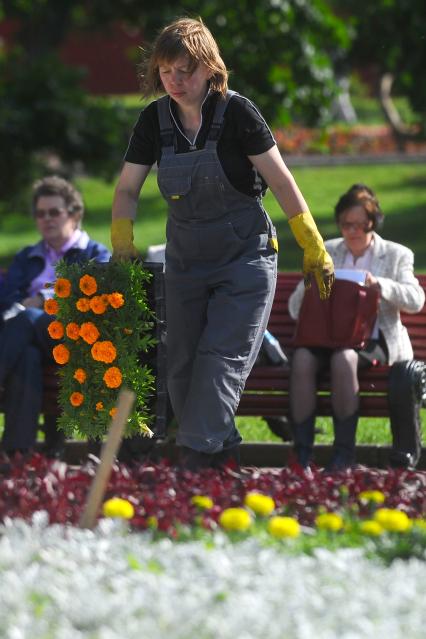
326,413,358,472
291,414,316,468
211,444,241,470
179,446,213,471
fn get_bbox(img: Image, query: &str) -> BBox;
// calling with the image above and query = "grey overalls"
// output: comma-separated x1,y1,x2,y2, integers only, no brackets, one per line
157,90,277,454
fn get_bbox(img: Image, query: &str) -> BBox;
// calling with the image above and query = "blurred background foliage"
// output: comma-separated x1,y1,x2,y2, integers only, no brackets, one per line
0,0,425,209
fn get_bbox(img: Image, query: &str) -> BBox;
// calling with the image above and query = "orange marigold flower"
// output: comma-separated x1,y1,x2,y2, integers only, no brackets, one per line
80,321,100,345
73,368,87,383
79,274,98,296
52,344,70,365
109,407,117,417
108,292,125,309
44,298,59,315
89,295,107,315
76,297,91,312
96,401,104,411
91,340,117,363
70,392,84,407
66,322,80,340
47,320,64,340
54,278,72,298
103,366,123,389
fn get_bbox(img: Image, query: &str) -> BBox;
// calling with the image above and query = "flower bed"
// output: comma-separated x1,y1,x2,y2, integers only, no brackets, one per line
1,455,425,559
1,457,426,636
274,124,426,156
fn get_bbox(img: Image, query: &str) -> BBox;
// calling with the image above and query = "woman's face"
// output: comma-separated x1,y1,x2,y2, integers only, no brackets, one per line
34,195,78,249
159,55,211,110
338,204,374,257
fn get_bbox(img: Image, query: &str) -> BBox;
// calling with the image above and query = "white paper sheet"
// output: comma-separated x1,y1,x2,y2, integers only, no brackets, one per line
334,268,366,285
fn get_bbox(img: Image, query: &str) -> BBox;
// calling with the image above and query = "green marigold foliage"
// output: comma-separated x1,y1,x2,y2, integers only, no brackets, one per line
53,260,156,439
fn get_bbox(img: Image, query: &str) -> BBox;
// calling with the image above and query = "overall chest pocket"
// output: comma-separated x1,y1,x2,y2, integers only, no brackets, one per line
158,175,192,200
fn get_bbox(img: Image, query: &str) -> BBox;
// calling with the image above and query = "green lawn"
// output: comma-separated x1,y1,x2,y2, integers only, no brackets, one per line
236,413,426,445
1,161,425,444
1,162,425,271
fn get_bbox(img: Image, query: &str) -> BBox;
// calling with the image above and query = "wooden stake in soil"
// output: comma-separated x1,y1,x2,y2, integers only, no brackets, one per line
79,388,135,529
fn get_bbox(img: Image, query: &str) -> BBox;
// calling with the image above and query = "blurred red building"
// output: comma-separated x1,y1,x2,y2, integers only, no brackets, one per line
0,19,143,94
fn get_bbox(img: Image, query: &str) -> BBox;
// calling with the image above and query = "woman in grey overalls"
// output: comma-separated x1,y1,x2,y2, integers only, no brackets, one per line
111,17,334,470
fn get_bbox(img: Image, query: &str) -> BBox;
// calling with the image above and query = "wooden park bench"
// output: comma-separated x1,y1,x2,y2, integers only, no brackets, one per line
2,269,425,465
237,272,426,468
238,272,426,417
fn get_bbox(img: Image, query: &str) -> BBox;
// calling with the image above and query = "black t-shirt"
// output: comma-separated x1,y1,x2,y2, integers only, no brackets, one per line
124,91,276,198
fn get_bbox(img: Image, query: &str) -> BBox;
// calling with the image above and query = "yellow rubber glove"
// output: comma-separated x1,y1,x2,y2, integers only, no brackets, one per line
288,211,334,300
110,218,139,261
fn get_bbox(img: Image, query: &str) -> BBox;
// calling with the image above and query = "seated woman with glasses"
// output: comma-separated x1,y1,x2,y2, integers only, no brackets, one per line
288,183,425,471
0,175,110,457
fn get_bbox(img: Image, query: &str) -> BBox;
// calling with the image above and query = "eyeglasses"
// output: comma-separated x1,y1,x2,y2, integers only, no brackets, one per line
339,221,372,232
34,207,66,219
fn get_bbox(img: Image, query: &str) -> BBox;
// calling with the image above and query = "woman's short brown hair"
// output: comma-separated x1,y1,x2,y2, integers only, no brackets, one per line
140,17,228,98
334,183,384,231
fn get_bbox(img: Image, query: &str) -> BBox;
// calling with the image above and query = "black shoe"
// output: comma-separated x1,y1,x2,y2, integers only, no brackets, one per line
294,445,313,469
325,448,355,472
211,445,241,470
179,446,213,471
389,451,416,470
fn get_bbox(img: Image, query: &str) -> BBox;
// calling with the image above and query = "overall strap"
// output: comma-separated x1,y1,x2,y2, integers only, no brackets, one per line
157,95,175,149
206,90,237,146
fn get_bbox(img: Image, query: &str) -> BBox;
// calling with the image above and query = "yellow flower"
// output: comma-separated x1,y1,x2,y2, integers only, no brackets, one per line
103,366,123,389
244,492,275,517
80,321,100,345
374,508,412,533
47,320,64,340
54,278,72,298
315,512,344,532
44,298,59,315
360,520,383,536
70,392,84,407
109,292,125,309
109,407,117,417
218,508,252,532
96,401,104,411
147,516,158,529
79,274,98,296
52,344,70,365
191,495,214,510
268,516,301,539
102,497,134,520
66,322,80,340
76,297,91,312
73,368,87,384
358,490,386,504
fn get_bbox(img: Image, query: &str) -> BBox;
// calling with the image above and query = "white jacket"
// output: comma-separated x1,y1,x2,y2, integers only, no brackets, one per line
288,233,425,365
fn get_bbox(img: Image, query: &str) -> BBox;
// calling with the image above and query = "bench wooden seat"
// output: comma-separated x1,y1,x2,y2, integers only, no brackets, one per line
237,272,426,419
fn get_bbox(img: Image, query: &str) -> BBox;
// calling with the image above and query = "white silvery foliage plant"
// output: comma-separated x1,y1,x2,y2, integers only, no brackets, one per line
0,514,426,638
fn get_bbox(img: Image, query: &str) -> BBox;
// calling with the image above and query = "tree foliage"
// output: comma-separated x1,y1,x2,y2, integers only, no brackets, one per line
335,0,426,136
0,0,350,204
0,51,132,204
129,0,351,126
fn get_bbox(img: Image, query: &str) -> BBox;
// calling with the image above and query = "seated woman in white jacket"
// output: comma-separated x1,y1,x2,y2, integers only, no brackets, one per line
288,184,425,471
